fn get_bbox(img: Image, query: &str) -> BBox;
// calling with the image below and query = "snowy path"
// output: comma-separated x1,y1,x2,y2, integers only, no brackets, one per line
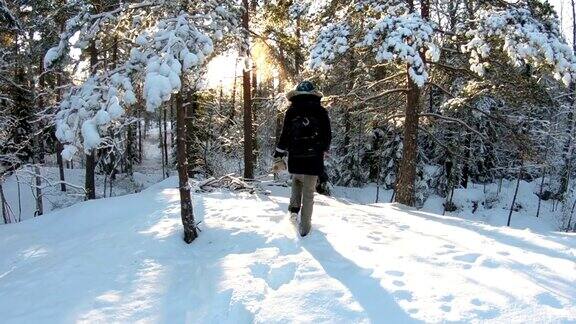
0,178,575,323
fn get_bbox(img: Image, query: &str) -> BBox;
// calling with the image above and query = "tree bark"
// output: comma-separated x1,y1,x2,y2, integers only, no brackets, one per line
56,71,67,192
507,164,523,227
175,91,198,244
275,55,285,146
242,0,254,179
230,58,239,123
138,109,143,162
85,151,96,199
163,106,169,177
34,165,43,216
394,0,427,207
85,40,98,200
295,18,302,77
395,70,420,206
0,181,10,224
126,119,134,176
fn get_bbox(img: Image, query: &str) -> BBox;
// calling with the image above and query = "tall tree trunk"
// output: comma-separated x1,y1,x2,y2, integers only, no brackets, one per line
230,58,239,123
252,55,259,169
242,0,254,179
295,18,302,77
126,121,134,176
159,113,166,178
507,164,523,227
85,151,96,199
85,40,98,200
55,72,67,191
138,108,143,162
163,106,169,177
0,181,11,224
394,0,427,206
34,165,43,216
275,53,285,146
175,91,198,244
395,82,420,206
56,141,66,192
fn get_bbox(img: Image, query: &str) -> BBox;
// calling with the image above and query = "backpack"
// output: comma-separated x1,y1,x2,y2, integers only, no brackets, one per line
289,114,321,158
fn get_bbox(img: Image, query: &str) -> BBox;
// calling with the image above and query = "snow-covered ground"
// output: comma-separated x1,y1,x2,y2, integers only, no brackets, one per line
1,177,574,323
332,178,565,232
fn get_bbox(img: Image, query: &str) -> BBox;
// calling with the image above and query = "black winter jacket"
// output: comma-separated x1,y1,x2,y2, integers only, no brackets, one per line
275,94,331,176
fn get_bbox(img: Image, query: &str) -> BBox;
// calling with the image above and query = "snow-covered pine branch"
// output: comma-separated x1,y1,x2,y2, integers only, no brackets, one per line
288,2,310,20
308,4,439,87
55,68,136,159
353,0,407,15
462,7,576,85
309,22,350,71
359,13,439,87
43,0,158,70
51,1,242,161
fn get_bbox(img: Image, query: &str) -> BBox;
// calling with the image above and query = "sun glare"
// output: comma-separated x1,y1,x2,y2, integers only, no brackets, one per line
205,52,243,91
205,42,279,93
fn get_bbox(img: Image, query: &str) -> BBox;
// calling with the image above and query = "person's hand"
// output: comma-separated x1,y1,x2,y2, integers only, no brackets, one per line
272,157,287,173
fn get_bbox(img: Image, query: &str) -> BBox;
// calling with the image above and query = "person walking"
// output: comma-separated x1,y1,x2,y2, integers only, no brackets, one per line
273,81,331,236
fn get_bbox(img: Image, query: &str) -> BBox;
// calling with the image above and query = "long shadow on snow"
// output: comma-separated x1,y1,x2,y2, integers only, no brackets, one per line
302,230,421,323
157,192,274,323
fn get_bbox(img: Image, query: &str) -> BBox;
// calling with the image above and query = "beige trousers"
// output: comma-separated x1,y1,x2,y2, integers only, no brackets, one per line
289,174,318,235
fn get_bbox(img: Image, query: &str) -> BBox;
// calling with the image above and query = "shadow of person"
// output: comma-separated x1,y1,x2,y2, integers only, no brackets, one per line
302,231,421,323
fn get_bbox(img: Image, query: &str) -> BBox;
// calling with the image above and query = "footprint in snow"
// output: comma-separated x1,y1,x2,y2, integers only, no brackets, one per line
386,270,405,277
393,280,405,287
480,258,501,269
250,263,270,280
358,245,373,252
435,245,458,256
393,290,413,301
249,262,297,290
268,263,297,290
470,298,483,306
536,292,563,309
453,253,482,263
367,234,381,242
441,294,455,302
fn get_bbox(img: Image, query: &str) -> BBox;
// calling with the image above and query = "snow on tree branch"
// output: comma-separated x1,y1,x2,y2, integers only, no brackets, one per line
43,1,159,69
52,1,242,161
309,11,439,87
359,13,439,87
462,7,576,86
353,0,407,15
309,23,350,71
289,2,311,20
